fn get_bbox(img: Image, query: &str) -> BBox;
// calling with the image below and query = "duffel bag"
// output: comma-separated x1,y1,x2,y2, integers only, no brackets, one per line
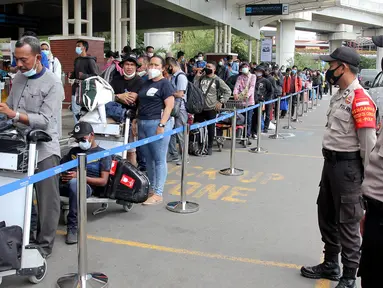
0,221,22,272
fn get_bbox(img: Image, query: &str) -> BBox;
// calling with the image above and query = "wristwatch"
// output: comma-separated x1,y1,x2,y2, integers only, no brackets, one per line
13,111,20,122
158,123,165,128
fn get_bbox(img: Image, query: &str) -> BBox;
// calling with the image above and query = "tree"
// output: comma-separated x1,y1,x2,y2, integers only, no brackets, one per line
171,30,214,59
360,56,376,70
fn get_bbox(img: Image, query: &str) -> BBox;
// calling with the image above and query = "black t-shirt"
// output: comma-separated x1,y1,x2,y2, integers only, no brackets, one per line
255,78,273,102
110,75,144,110
137,78,175,120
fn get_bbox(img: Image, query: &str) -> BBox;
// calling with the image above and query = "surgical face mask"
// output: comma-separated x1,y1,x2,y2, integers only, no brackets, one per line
76,47,83,55
148,68,162,79
22,56,38,78
181,58,185,63
79,139,91,150
124,71,136,79
137,70,147,77
147,52,154,58
292,69,297,75
198,56,203,61
42,50,50,56
326,65,344,85
218,61,223,66
256,72,263,77
241,67,249,74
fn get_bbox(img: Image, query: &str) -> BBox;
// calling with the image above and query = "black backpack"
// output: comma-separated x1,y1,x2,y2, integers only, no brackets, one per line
175,73,205,115
0,221,22,272
189,125,208,156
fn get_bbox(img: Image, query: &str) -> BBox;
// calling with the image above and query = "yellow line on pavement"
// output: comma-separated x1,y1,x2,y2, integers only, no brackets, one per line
315,255,331,288
233,150,322,159
57,230,301,270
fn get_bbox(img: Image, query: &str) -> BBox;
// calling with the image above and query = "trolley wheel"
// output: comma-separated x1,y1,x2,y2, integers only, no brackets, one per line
123,203,133,212
28,259,47,284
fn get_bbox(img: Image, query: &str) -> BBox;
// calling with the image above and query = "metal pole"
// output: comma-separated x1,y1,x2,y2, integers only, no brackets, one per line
308,88,313,111
293,92,302,123
110,0,115,52
269,98,284,139
283,95,296,130
116,0,122,54
316,86,320,106
74,0,82,36
86,0,93,37
57,154,109,287
122,118,130,160
62,0,69,36
167,125,199,213
250,104,267,153
129,0,136,49
219,110,244,175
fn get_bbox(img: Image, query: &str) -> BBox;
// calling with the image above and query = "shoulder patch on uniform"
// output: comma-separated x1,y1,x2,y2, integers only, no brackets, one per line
352,89,376,130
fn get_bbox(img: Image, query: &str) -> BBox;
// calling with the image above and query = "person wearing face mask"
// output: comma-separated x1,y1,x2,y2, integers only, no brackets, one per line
145,45,155,58
226,55,239,74
60,122,112,244
40,41,62,81
0,36,63,258
193,52,207,74
69,40,100,124
301,47,377,288
233,62,256,140
137,56,150,81
272,64,284,120
176,51,187,73
283,65,302,119
216,58,230,82
132,55,175,205
194,61,232,155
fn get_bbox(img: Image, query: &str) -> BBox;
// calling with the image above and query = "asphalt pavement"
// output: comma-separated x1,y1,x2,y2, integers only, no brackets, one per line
3,94,360,288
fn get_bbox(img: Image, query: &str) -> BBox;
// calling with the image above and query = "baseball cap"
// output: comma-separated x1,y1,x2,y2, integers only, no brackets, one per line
372,35,383,48
320,46,360,67
119,53,141,67
70,122,94,139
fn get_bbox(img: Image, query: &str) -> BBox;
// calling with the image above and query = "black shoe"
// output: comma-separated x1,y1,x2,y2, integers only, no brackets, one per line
301,261,341,281
335,278,356,288
65,229,78,245
207,148,213,155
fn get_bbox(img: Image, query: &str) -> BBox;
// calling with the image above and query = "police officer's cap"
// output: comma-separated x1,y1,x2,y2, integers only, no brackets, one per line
255,65,266,72
372,35,383,48
319,47,360,67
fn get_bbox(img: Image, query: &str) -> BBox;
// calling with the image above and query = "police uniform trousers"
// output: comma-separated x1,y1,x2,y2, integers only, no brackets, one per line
317,149,364,270
358,196,383,287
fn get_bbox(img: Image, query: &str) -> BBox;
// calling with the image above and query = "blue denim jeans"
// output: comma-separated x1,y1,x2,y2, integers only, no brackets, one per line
243,109,253,137
138,118,174,196
168,109,188,159
71,95,82,124
61,179,92,230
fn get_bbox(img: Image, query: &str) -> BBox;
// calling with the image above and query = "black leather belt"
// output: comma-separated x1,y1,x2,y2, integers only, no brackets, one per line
322,148,361,161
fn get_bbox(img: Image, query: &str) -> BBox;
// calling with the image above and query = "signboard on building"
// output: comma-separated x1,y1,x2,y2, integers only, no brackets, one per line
245,4,289,16
261,39,273,62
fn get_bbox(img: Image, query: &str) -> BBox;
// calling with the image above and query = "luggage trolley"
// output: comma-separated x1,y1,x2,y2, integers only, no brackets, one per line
215,99,249,151
0,130,52,285
60,114,134,224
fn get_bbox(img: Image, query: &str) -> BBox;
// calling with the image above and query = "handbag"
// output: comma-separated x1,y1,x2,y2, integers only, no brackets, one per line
238,75,252,101
280,99,288,111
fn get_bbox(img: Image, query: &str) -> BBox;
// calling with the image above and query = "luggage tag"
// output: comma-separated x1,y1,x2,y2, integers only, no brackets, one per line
146,88,158,97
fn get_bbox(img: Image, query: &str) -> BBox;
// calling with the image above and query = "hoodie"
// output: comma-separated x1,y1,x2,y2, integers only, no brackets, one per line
40,41,62,82
70,55,100,94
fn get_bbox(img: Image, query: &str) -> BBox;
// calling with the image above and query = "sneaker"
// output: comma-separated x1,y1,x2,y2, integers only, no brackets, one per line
65,229,78,245
167,155,180,163
301,261,341,281
251,134,258,140
142,194,163,206
335,278,356,288
207,148,213,155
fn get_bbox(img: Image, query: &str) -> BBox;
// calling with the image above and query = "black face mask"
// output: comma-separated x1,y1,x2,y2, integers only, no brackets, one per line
204,68,213,75
167,66,173,75
326,64,344,85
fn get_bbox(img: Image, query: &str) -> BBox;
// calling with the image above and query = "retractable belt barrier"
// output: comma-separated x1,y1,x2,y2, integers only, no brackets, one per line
0,86,319,198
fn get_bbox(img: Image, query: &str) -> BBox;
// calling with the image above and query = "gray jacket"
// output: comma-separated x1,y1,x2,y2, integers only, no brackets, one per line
194,75,231,110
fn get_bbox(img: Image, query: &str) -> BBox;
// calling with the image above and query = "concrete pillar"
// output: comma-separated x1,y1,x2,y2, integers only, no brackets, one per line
256,39,260,64
17,4,24,38
115,0,122,54
330,40,343,52
62,0,69,36
248,39,252,63
74,0,82,36
227,25,232,53
86,0,93,37
110,0,115,52
130,0,137,49
276,20,295,67
121,0,128,48
218,26,223,53
223,25,228,53
214,26,219,53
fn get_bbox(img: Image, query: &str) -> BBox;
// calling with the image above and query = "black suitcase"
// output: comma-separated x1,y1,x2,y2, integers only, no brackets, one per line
107,159,150,203
0,221,22,272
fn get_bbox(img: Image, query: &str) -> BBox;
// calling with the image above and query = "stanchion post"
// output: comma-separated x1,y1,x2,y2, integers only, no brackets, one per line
316,86,320,106
308,88,313,112
293,92,302,122
250,103,268,153
167,125,200,212
303,90,308,116
283,95,296,130
57,154,109,288
219,109,244,175
269,98,283,139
